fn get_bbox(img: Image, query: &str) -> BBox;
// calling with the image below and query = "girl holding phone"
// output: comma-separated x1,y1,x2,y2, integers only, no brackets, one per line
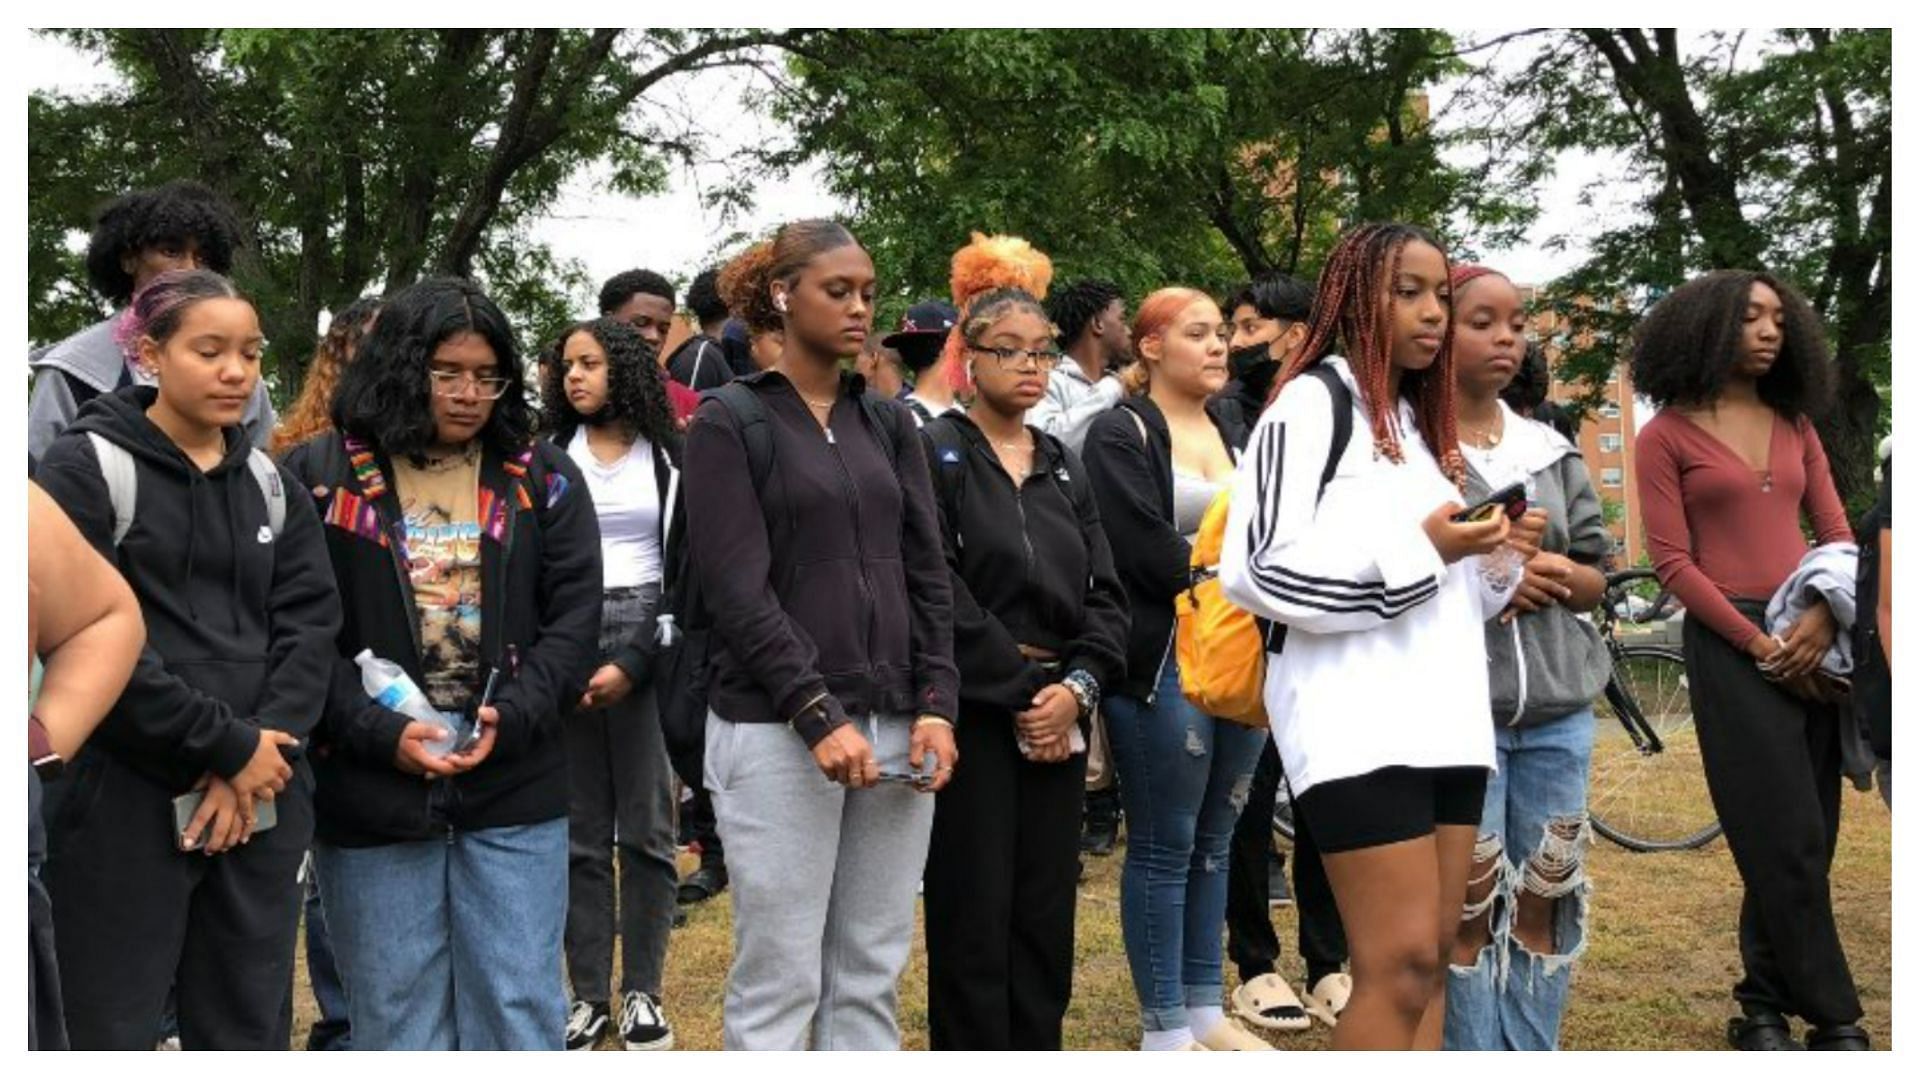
1220,223,1518,1050
35,269,341,1048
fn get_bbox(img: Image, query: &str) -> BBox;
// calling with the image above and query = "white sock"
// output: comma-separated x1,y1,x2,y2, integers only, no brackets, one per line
1142,1026,1195,1051
1187,1005,1226,1036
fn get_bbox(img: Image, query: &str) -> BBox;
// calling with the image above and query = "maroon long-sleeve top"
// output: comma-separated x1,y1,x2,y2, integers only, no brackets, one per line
1635,410,1852,649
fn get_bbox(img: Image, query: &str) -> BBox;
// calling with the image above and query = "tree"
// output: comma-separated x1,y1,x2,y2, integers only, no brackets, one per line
27,28,812,399
1478,29,1890,508
765,29,1537,320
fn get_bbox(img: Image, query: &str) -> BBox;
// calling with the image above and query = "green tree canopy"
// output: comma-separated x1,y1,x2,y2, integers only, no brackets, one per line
766,29,1537,320
28,28,811,397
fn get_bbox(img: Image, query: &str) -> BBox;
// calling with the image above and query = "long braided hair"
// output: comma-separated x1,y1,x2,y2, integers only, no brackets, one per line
1268,222,1465,486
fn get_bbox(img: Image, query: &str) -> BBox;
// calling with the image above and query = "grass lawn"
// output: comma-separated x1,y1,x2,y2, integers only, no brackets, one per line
291,784,1891,1050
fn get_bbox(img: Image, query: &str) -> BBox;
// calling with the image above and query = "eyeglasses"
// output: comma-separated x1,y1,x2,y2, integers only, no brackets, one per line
428,370,512,399
968,346,1063,372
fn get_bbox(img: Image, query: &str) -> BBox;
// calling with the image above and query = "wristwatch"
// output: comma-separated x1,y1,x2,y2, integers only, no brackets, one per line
29,714,63,781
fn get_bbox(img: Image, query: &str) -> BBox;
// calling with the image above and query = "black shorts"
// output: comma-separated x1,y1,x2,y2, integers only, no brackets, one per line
1294,765,1490,854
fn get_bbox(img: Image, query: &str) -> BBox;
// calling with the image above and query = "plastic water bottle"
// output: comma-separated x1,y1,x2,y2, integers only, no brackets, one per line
355,650,459,757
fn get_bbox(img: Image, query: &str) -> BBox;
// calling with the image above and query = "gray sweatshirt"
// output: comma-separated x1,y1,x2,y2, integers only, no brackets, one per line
27,314,277,464
1462,403,1613,729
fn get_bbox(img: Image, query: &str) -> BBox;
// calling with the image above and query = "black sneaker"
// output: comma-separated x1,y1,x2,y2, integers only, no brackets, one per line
565,999,610,1051
620,990,674,1051
677,862,728,905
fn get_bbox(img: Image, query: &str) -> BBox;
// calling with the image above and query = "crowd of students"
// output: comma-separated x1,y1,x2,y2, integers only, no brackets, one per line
24,179,1889,1053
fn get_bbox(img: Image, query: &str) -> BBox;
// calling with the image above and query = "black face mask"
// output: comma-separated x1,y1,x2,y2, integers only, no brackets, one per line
1229,343,1275,381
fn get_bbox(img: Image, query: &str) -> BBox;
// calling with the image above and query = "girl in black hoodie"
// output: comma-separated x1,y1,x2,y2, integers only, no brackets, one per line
35,269,342,1049
280,277,601,1050
918,249,1130,1049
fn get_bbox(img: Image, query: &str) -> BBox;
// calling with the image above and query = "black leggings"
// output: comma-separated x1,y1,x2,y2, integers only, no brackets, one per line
1685,602,1862,1027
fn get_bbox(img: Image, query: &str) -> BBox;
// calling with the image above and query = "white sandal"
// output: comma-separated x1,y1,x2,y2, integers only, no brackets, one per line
1231,972,1312,1032
1301,971,1353,1028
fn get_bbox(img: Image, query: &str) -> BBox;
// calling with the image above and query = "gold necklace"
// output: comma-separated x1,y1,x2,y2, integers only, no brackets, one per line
1461,411,1504,449
801,395,835,411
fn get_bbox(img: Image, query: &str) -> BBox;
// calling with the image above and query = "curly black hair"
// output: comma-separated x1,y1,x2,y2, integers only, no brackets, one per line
85,179,244,305
1045,279,1124,349
685,268,727,325
1227,271,1312,322
331,276,534,459
1630,269,1833,420
540,317,679,448
598,269,675,316
1500,339,1553,413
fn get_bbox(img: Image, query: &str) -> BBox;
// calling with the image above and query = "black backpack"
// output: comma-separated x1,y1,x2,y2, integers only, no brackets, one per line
652,382,907,772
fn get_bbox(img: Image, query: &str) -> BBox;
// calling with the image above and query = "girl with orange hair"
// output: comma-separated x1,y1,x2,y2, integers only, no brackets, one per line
1081,287,1272,1051
1218,223,1517,1049
918,236,1129,1049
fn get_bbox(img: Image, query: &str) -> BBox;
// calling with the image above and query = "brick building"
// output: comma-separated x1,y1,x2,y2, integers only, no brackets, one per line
1522,290,1645,566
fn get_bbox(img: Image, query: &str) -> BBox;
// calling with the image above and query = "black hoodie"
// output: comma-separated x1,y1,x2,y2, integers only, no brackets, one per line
34,387,342,794
1082,395,1248,699
921,414,1129,712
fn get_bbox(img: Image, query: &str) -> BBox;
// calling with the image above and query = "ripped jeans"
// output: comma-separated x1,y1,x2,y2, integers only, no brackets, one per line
1444,708,1594,1050
1105,660,1267,1031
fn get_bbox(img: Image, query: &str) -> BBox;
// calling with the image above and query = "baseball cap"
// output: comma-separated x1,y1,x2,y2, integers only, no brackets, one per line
881,300,958,350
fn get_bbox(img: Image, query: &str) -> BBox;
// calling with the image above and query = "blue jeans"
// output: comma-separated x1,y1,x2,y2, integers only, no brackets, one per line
1104,660,1268,1031
1444,709,1595,1050
304,860,352,1050
315,819,569,1050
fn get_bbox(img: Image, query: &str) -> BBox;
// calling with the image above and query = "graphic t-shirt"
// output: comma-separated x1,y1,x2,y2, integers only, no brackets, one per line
390,447,484,712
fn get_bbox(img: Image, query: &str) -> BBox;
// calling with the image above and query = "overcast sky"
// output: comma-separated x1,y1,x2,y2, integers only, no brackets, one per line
25,29,1619,309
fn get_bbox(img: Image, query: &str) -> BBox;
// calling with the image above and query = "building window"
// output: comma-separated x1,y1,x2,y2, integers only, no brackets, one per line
1601,467,1624,487
1599,402,1621,419
1599,434,1623,453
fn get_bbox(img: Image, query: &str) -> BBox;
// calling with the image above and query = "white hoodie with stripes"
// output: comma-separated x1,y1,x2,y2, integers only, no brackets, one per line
1220,356,1511,797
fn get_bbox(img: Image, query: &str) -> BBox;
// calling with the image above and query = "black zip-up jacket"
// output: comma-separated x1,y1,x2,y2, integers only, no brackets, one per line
921,414,1129,711
547,420,685,686
35,387,342,795
280,431,602,847
682,369,958,747
1082,395,1248,699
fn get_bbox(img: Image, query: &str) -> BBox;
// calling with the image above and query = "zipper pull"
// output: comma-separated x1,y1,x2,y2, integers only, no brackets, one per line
826,427,837,445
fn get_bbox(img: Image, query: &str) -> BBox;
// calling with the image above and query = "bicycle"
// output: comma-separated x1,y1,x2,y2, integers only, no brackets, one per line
1588,567,1722,852
1269,567,1720,854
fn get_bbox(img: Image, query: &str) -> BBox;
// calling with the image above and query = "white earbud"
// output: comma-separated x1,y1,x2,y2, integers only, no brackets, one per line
774,292,789,314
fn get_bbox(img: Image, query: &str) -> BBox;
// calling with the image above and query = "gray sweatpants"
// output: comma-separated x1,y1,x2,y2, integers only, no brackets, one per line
704,711,934,1050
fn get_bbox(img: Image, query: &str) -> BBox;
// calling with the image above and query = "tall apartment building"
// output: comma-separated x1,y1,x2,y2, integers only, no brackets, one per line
1522,289,1645,566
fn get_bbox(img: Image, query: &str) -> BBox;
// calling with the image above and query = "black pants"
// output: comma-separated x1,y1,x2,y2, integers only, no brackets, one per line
923,707,1086,1049
42,748,311,1050
1226,736,1347,984
1686,603,1862,1027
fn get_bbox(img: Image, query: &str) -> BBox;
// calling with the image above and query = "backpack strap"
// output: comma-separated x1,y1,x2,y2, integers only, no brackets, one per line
1259,363,1356,654
87,433,286,548
922,416,972,547
246,448,287,539
86,432,137,548
705,381,776,493
905,397,934,426
857,393,904,466
1300,363,1353,502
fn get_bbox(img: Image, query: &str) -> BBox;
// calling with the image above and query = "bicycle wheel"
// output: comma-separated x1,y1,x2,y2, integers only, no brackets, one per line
1588,644,1723,852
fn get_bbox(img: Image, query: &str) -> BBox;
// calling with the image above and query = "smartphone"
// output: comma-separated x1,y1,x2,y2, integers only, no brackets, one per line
173,790,278,851
1453,482,1529,524
453,667,503,755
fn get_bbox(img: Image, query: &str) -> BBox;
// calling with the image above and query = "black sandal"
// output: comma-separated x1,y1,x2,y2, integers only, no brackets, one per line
1807,1024,1871,1050
1728,1012,1803,1051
